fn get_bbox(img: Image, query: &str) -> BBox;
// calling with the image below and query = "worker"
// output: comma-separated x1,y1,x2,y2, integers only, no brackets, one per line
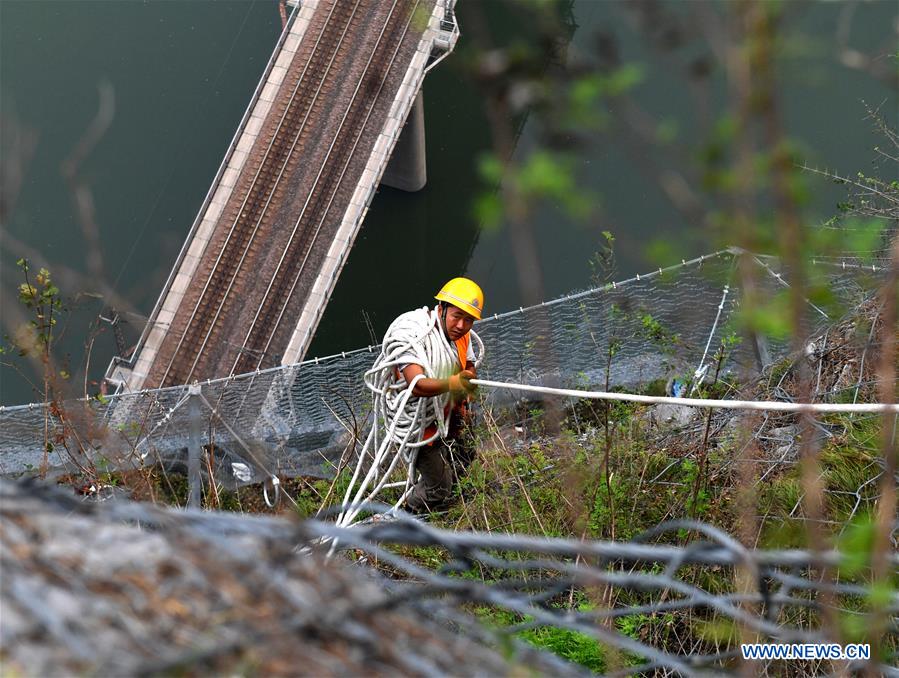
394,277,483,513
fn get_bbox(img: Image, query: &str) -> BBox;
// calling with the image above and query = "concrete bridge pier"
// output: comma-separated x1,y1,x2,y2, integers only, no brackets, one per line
381,90,426,192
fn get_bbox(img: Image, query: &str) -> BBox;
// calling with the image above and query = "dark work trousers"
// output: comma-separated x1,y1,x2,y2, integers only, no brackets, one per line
406,411,475,513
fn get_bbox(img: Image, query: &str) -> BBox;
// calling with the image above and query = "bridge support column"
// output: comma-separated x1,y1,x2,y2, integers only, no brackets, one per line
381,90,427,192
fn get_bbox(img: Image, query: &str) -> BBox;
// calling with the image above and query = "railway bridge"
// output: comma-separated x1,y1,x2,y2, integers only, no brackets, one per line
107,0,458,392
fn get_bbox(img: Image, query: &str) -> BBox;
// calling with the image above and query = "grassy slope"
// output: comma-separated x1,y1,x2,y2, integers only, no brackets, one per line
90,307,895,674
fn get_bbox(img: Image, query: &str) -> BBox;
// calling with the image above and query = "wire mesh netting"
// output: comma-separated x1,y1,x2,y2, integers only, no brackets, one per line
0,249,890,491
4,479,897,676
1,248,895,675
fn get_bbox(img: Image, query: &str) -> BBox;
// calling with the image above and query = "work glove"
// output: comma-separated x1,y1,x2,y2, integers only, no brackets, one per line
448,370,477,394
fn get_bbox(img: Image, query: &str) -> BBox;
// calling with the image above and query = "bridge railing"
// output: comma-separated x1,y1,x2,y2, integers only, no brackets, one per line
106,2,304,387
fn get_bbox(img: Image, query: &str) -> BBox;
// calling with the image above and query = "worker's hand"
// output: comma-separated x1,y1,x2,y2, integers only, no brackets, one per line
447,370,477,394
458,369,476,392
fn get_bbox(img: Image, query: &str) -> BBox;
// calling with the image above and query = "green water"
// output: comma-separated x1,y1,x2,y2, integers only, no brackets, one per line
1,0,894,404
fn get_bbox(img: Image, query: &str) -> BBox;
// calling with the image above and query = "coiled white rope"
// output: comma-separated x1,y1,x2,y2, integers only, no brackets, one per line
335,306,484,528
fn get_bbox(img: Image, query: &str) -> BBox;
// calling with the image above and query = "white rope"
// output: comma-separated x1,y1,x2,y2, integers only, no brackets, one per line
471,379,899,414
690,283,730,396
335,306,484,529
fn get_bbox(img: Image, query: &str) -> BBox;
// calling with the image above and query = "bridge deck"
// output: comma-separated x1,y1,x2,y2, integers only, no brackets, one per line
112,0,455,391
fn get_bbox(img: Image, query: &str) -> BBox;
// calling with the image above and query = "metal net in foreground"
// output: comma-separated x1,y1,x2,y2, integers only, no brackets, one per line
3,478,895,676
306,512,899,676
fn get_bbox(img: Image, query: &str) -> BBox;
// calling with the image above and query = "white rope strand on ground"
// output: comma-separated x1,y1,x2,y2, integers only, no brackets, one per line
471,378,899,414
690,282,731,395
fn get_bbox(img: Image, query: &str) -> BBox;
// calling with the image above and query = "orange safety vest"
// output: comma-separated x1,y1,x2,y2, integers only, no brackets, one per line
453,332,471,372
423,333,470,443
395,332,471,445
424,332,471,445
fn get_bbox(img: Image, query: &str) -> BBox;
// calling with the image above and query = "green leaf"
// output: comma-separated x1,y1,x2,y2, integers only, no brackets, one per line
569,74,603,109
736,291,792,339
473,193,503,230
656,118,679,143
603,63,645,96
645,238,688,268
868,580,894,609
477,153,504,184
837,516,875,574
18,283,36,300
518,152,572,197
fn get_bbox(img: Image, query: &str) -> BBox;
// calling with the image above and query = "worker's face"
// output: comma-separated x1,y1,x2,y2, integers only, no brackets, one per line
443,304,475,341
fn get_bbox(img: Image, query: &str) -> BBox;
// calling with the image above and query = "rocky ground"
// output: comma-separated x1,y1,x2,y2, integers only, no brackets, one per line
0,479,577,677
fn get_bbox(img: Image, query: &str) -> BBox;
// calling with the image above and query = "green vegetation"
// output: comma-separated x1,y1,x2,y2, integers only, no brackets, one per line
476,605,608,672
365,331,897,668
10,260,891,672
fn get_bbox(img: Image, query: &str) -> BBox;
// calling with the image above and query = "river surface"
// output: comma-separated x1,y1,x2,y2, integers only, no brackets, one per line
1,0,894,405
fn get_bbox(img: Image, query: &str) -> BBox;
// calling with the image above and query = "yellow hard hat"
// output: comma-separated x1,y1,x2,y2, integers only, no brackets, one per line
435,277,484,320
